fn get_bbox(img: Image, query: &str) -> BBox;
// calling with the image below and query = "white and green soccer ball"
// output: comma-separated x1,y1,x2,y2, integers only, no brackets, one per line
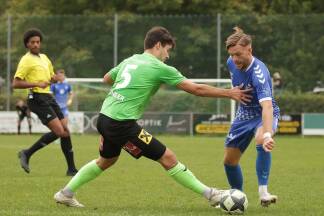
220,189,248,214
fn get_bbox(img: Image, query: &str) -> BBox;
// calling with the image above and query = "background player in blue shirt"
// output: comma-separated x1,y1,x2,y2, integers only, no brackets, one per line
51,69,77,176
50,69,73,117
223,27,280,207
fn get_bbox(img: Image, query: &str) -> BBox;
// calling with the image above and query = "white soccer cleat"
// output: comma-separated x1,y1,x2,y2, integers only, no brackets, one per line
209,188,225,208
54,190,84,208
260,193,278,207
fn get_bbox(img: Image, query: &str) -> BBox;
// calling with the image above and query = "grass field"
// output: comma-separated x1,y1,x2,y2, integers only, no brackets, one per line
0,134,323,216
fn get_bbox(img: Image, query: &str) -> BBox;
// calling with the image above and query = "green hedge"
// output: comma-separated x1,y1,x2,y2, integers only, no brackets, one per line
1,91,324,113
276,92,324,114
147,91,324,114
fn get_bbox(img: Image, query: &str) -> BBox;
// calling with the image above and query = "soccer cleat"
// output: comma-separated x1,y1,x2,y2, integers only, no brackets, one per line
54,190,84,207
66,169,78,176
18,150,30,173
260,193,278,207
209,188,225,207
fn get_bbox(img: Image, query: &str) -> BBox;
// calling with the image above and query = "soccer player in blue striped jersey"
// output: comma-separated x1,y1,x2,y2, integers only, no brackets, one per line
223,27,280,207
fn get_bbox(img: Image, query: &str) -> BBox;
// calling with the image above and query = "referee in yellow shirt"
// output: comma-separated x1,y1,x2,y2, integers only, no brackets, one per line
12,28,78,176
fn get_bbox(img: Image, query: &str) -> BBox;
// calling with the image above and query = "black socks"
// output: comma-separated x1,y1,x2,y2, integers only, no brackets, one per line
61,136,77,171
25,132,58,157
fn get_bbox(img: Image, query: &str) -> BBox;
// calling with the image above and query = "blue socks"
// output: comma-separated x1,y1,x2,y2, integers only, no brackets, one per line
256,145,271,186
224,164,243,191
224,145,272,191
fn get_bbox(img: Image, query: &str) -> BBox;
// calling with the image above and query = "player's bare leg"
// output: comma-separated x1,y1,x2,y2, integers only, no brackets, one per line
27,117,32,134
17,120,22,135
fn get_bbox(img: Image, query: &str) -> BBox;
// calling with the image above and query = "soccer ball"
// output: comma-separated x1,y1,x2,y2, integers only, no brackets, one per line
219,189,248,214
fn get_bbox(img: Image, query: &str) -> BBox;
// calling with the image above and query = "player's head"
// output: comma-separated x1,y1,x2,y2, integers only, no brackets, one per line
16,99,24,107
144,26,176,62
226,27,253,70
23,28,43,54
273,72,281,80
56,69,66,82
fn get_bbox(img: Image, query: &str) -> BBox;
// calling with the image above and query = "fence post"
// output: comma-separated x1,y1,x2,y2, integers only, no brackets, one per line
190,112,193,136
6,15,12,111
113,13,118,67
216,13,221,114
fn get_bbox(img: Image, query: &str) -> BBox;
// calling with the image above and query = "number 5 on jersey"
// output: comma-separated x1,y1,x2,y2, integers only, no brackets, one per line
115,64,138,89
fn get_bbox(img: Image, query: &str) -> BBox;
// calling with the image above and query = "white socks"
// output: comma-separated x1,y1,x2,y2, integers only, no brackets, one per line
203,188,213,200
259,185,268,197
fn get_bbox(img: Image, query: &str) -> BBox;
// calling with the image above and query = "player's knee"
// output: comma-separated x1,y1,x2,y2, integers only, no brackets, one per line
224,147,242,165
59,127,70,138
96,157,118,170
255,136,263,144
63,127,70,136
255,128,266,144
224,156,240,166
159,148,177,170
53,128,67,138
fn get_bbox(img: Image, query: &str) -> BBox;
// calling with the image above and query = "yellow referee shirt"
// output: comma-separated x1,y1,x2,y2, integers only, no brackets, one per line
14,52,54,93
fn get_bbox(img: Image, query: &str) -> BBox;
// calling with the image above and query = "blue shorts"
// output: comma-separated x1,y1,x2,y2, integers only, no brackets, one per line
225,117,278,153
60,107,69,117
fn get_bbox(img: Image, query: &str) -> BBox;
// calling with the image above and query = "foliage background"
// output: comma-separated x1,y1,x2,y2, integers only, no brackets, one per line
0,0,323,111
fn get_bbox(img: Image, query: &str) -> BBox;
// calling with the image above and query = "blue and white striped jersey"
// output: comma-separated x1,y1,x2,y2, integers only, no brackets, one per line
227,56,280,121
50,81,72,109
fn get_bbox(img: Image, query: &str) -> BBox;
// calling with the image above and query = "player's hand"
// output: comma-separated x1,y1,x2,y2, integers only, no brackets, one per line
67,99,73,106
37,81,50,88
229,84,253,105
51,74,58,83
262,137,275,152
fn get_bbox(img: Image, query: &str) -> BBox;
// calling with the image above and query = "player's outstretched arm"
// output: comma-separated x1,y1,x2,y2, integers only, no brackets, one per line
12,77,49,89
176,79,252,104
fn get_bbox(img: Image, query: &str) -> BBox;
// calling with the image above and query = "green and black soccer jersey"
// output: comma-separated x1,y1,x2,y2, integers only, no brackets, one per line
100,52,186,120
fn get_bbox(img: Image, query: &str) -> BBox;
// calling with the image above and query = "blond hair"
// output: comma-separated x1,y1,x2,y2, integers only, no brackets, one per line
225,27,252,50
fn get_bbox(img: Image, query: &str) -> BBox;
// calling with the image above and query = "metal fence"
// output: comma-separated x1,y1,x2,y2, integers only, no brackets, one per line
1,14,323,111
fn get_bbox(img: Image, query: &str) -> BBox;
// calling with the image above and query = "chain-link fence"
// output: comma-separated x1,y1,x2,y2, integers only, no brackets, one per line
1,14,323,111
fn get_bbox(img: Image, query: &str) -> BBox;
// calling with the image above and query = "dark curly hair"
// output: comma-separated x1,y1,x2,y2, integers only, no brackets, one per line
23,28,43,48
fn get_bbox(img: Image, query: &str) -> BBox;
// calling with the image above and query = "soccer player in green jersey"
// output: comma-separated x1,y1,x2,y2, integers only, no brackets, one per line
54,26,251,208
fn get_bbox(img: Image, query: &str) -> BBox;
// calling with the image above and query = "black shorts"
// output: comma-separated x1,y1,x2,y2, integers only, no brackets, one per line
96,113,166,160
27,93,64,125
